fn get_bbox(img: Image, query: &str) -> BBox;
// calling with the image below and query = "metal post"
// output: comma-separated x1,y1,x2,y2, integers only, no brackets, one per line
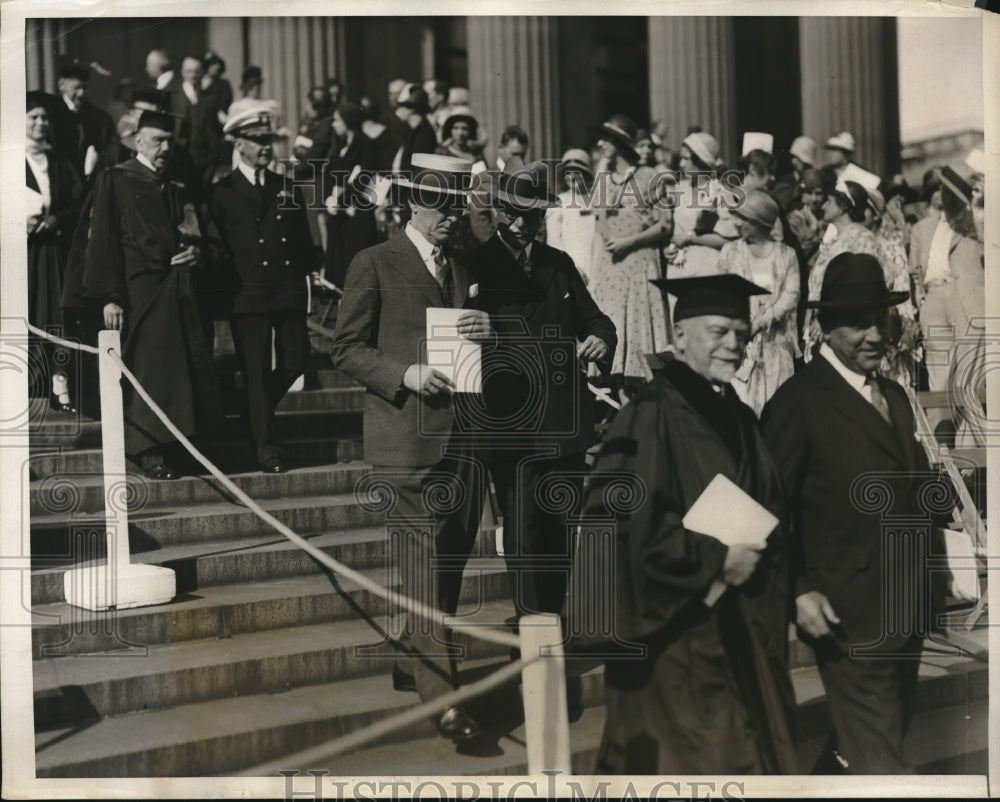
63,330,175,611
520,613,571,776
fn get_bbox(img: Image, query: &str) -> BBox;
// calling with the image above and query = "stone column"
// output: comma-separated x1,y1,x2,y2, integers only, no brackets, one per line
467,17,561,164
799,17,900,178
647,17,738,165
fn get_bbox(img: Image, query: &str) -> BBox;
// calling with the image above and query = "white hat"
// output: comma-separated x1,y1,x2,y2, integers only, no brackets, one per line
392,152,475,197
683,131,723,168
223,108,279,140
789,136,817,166
741,132,774,156
826,131,856,153
838,162,881,192
965,148,986,176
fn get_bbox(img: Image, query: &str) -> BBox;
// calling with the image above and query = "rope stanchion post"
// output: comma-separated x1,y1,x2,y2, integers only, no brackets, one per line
63,330,175,611
520,613,571,775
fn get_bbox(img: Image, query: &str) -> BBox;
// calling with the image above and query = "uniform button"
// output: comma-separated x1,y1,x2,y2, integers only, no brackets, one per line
259,238,264,244
285,260,291,265
281,237,287,243
262,260,269,267
276,214,282,220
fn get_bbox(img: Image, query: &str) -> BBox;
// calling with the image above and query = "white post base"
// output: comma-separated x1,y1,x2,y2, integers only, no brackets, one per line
63,562,176,611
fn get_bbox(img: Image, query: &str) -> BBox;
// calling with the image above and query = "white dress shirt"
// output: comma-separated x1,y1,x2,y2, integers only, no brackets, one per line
405,222,443,281
236,160,264,186
498,234,533,270
924,217,954,287
182,81,199,105
820,342,873,403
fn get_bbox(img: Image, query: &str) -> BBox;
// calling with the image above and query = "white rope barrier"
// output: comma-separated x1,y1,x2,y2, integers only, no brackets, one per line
26,322,100,354
587,382,622,410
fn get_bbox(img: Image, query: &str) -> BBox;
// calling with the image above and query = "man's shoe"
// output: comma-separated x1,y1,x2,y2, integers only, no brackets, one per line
144,464,179,480
437,705,481,743
391,665,417,693
260,459,286,474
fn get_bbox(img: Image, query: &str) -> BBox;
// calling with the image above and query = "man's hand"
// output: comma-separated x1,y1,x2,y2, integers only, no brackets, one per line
103,302,124,331
577,335,609,363
403,364,455,399
456,310,492,341
171,245,202,268
795,591,841,638
723,543,762,587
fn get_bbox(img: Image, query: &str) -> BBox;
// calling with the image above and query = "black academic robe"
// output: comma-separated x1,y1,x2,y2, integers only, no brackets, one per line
321,133,379,288
81,158,221,455
576,353,798,775
49,99,116,181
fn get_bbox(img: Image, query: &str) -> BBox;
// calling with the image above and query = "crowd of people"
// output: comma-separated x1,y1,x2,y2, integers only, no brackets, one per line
24,46,987,774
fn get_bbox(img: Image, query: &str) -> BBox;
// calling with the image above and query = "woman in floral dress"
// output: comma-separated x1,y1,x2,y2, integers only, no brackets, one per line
588,114,670,399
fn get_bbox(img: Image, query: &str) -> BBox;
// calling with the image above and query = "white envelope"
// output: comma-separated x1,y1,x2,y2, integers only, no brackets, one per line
682,474,779,607
941,528,980,602
426,307,482,393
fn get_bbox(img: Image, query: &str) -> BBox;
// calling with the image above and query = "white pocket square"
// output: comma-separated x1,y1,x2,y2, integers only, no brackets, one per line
563,292,571,299
469,283,480,298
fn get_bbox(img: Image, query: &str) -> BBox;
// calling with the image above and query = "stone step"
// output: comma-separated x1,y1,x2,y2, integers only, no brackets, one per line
35,646,988,778
30,491,383,557
28,436,365,479
31,560,513,660
29,463,373,518
30,524,500,605
33,600,519,727
29,408,362,450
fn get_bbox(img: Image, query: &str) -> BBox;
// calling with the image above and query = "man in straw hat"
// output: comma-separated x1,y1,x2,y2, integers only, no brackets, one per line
81,109,221,480
331,153,492,743
464,156,616,624
762,252,943,773
577,273,798,775
208,109,317,473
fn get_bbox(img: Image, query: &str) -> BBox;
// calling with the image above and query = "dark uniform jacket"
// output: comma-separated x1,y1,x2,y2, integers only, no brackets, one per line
208,167,315,315
464,235,618,457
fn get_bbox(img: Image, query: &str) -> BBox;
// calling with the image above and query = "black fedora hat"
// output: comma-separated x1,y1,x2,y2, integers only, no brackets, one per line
490,156,560,210
591,114,640,163
806,252,909,310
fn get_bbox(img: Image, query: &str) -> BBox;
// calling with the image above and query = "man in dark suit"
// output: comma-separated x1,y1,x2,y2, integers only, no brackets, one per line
331,154,493,743
170,55,225,183
762,252,943,774
81,110,221,479
208,109,316,473
465,158,617,619
50,63,116,184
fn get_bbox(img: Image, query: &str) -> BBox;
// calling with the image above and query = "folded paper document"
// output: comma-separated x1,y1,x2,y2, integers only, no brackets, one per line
682,474,778,606
426,308,482,393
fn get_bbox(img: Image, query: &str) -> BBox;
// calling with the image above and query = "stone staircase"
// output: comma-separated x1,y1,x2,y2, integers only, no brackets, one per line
27,326,989,777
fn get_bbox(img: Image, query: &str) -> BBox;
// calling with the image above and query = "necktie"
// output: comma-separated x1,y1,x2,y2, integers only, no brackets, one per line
867,377,893,426
432,246,452,299
517,248,530,276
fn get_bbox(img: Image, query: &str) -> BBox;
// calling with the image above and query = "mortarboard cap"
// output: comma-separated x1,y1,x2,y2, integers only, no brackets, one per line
131,88,170,112
136,109,176,132
651,274,769,323
59,62,91,82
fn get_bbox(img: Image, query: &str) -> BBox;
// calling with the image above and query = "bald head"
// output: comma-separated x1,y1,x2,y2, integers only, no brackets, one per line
145,49,171,80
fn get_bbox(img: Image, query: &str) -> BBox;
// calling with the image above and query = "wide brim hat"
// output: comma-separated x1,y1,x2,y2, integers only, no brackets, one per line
591,115,640,163
223,108,281,141
806,252,909,309
489,156,560,210
733,190,780,230
442,107,479,140
683,131,723,168
825,131,856,153
392,153,476,202
558,148,594,179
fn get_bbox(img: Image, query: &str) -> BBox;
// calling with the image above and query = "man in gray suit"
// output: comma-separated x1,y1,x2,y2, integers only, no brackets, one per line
331,154,492,743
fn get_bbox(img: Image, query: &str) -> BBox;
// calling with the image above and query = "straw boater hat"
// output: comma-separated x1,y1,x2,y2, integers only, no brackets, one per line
489,155,560,210
593,114,640,163
935,165,974,207
825,131,856,154
807,252,908,310
683,131,723,168
223,109,281,141
392,153,475,206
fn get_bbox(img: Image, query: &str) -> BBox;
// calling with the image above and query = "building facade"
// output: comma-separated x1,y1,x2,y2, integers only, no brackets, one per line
28,15,901,175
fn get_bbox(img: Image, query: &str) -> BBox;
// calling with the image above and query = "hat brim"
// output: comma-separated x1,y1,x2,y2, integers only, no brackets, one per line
492,187,561,210
590,124,639,163
806,290,909,310
391,177,473,197
558,160,594,180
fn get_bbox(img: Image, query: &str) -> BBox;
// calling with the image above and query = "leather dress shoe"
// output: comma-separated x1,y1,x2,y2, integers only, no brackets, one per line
260,459,286,474
144,464,179,480
437,705,481,742
391,664,417,693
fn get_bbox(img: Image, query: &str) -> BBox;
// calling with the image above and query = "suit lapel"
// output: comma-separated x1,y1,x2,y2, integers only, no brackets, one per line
386,233,446,307
883,378,919,471
448,254,469,308
812,356,906,463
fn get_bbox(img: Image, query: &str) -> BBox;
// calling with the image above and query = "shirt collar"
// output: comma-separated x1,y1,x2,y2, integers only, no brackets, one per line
819,342,868,394
498,231,532,264
136,152,159,175
236,160,260,186
405,222,438,262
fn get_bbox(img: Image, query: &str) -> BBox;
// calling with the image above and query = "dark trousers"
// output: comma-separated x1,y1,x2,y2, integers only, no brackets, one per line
489,449,587,617
230,311,309,464
815,635,922,774
62,307,102,420
377,450,485,702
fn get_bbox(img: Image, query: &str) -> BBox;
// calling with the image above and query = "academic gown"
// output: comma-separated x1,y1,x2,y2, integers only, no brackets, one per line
81,158,221,456
577,353,798,775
